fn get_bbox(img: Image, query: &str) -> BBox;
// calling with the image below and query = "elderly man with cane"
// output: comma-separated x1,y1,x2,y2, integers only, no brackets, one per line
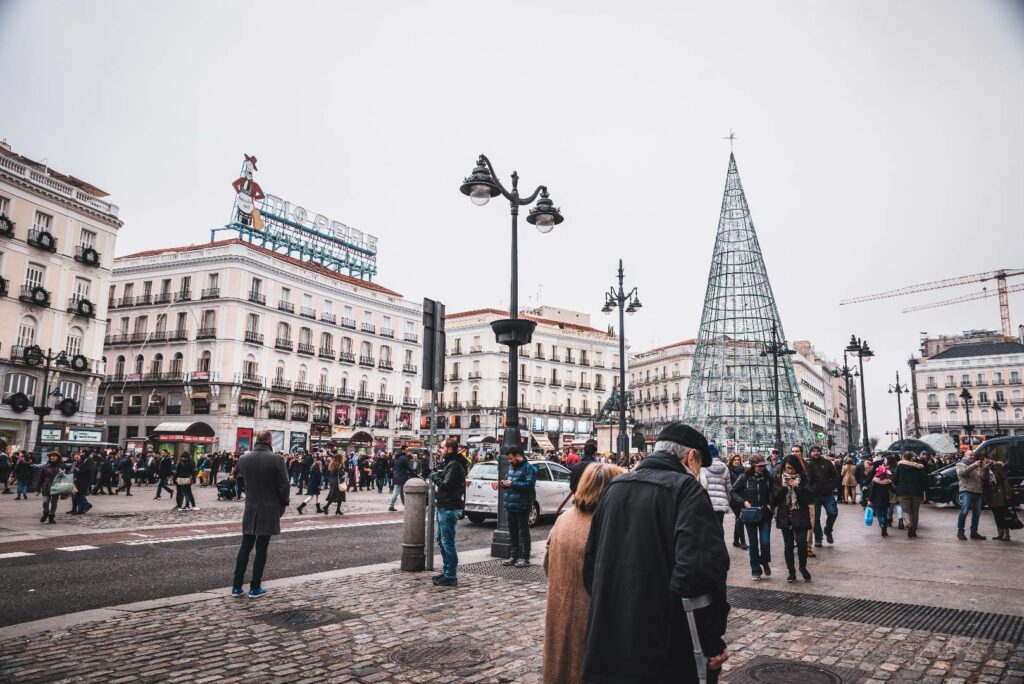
583,422,730,683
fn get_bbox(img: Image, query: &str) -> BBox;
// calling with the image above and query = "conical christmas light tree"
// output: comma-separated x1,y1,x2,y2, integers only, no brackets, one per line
682,153,812,453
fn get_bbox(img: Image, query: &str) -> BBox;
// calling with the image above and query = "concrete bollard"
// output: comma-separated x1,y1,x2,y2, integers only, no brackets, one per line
400,477,428,571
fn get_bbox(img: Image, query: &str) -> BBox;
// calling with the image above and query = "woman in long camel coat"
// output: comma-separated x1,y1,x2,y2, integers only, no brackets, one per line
543,462,623,684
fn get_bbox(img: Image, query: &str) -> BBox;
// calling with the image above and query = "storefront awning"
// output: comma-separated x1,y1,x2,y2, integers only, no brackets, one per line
331,428,354,441
533,434,555,451
152,421,216,437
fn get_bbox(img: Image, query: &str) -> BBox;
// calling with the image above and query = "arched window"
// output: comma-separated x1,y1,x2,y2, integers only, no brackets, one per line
1015,408,1023,421
16,315,37,348
949,410,958,423
243,354,258,378
297,364,308,384
582,397,589,413
359,375,369,393
134,354,144,375
277,321,291,341
199,350,212,372
403,382,412,400
379,379,388,397
566,395,574,411
152,353,163,375
170,352,183,374
981,409,990,422
319,368,329,388
66,326,84,357
927,393,937,405
929,410,939,424
340,372,349,390
275,361,286,381
471,385,479,406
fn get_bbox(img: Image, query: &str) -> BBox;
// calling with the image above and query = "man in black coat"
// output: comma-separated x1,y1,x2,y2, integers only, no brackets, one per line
155,451,174,499
115,454,134,495
430,439,467,588
232,430,290,597
583,422,730,683
569,439,599,493
805,445,841,547
389,447,413,511
70,453,95,514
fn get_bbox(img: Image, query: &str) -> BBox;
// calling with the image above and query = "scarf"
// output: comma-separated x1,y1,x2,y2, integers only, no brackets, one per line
782,473,801,510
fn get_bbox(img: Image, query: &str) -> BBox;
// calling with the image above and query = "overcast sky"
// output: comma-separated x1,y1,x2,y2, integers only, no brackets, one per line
2,0,1023,442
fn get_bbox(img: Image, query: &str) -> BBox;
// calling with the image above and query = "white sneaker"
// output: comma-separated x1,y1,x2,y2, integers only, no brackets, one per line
751,574,761,581
191,506,200,511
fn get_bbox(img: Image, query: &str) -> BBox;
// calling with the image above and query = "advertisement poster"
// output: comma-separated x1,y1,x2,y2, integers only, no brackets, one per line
270,430,286,452
235,427,253,452
289,431,307,453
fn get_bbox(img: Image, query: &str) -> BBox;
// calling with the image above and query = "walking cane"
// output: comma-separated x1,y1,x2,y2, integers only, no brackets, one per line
681,593,713,684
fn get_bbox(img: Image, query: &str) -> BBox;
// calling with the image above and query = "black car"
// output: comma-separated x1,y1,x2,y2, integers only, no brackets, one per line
927,436,1024,506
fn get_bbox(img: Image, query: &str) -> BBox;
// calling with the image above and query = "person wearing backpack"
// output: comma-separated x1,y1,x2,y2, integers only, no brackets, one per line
38,452,67,524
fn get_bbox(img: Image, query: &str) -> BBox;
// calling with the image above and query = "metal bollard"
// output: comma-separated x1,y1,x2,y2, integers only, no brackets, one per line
400,478,428,571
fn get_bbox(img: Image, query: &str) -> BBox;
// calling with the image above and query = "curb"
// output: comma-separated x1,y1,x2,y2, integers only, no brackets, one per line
0,547,495,640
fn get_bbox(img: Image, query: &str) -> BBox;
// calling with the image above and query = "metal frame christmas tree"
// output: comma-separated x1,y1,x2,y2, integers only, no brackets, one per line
682,152,812,453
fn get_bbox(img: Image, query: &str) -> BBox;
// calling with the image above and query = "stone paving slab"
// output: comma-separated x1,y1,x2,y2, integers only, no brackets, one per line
0,553,1020,684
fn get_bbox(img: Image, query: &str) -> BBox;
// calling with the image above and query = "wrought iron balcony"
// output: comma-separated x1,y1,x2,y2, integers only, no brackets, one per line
241,373,264,387
271,378,292,391
340,318,356,329
74,244,102,267
359,356,376,367
321,312,336,324
247,291,266,305
294,382,314,394
278,300,294,313
154,292,172,305
378,360,394,371
196,328,217,340
381,328,394,338
168,329,188,342
402,364,418,374
244,330,264,345
337,388,356,400
357,391,375,402
404,333,419,343
297,342,315,356
200,288,219,300
361,323,376,334
136,294,152,306
339,352,355,364
468,371,482,380
275,338,293,351
318,347,336,360
378,394,394,404
300,307,316,319
314,385,334,399
27,228,57,252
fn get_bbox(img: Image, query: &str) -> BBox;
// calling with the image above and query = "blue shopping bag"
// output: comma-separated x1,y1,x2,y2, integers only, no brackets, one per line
864,506,874,526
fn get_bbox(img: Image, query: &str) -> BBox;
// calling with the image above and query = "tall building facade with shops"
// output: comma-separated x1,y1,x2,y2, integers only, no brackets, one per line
0,141,121,454
423,307,620,453
911,329,1024,439
100,239,423,455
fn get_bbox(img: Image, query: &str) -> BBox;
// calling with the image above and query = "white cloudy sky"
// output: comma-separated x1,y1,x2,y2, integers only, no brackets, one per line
2,0,1023,441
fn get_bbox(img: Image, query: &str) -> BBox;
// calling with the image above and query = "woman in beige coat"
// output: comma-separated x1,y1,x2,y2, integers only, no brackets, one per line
841,457,858,504
543,463,623,684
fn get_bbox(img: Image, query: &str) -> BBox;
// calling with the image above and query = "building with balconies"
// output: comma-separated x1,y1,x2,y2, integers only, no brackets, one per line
100,239,423,455
424,306,620,453
0,140,121,453
628,339,696,445
912,330,1024,440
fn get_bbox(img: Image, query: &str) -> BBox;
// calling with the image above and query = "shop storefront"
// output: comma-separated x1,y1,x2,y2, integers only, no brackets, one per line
0,420,27,454
150,421,217,460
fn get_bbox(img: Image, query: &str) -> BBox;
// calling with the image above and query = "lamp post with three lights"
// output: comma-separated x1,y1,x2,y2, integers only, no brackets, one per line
601,260,641,465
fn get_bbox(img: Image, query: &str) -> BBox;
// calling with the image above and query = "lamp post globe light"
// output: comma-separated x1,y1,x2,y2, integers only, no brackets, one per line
602,259,641,466
460,154,563,558
846,335,874,455
888,371,910,445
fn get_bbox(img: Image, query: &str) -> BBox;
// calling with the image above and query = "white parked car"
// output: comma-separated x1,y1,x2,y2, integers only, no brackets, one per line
464,459,572,526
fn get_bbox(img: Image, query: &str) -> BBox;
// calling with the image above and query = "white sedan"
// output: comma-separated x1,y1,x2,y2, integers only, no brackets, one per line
464,459,572,526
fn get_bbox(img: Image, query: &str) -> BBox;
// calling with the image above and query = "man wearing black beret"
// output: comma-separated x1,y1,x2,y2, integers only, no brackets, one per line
583,421,731,682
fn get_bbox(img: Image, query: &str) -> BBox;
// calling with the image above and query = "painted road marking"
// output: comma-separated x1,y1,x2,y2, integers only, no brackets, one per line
127,533,152,537
56,545,99,552
0,552,34,560
117,519,402,546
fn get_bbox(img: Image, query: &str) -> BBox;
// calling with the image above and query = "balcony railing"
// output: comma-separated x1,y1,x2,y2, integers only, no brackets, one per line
67,296,96,318
595,385,607,392
297,342,315,356
127,405,142,415
548,404,563,413
926,401,940,408
108,405,123,415
27,228,57,252
550,379,562,387
449,373,462,381
271,378,292,391
551,355,562,363
450,348,463,356
378,394,394,404
470,345,483,354
294,382,314,394
358,391,375,402
244,330,264,345
359,356,376,367
378,360,394,371
277,300,295,313
105,333,128,345
401,396,418,406
136,294,152,306
380,328,394,338
0,215,13,238
314,385,334,398
321,312,336,324
248,291,266,305
174,289,191,302
404,333,419,343
149,330,168,342
361,323,376,334
339,352,355,364
168,329,188,342
300,307,316,319
519,375,531,383
563,380,577,389
337,388,356,400
74,244,101,266
318,348,336,360
580,357,590,366
200,287,220,299
534,377,547,385
565,356,577,365
579,381,592,390
130,332,149,344
240,374,264,387
275,338,293,351
340,318,356,329
402,364,418,374
154,292,172,305
267,409,288,420
468,371,482,379
196,328,216,340
291,411,309,421
117,295,135,307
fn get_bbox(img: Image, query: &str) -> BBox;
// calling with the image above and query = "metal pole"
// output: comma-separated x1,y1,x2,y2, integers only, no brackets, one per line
907,357,922,438
858,352,870,454
771,325,783,455
895,372,905,444
843,352,854,455
995,406,1001,435
425,384,437,571
616,261,629,467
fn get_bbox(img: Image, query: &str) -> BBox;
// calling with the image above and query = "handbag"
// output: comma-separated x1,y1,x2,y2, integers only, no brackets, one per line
1001,508,1023,531
49,472,74,496
738,506,763,524
338,480,348,492
175,477,191,486
864,506,874,526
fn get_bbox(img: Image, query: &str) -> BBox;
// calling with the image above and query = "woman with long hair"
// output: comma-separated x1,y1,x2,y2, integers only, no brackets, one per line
731,454,774,581
727,454,747,549
296,460,324,514
773,456,812,582
543,463,624,684
323,457,346,515
174,453,197,511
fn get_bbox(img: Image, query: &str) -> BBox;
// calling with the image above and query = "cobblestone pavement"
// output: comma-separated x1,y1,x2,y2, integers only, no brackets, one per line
1,557,1021,683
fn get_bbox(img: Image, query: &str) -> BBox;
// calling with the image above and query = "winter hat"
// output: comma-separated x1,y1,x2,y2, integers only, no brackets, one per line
747,454,767,467
656,422,712,466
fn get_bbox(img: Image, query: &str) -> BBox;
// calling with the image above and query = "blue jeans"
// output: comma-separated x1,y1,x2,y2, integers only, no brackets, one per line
743,519,772,575
436,508,461,579
156,477,173,497
874,502,889,529
17,482,28,496
388,484,405,508
812,494,838,542
958,491,983,534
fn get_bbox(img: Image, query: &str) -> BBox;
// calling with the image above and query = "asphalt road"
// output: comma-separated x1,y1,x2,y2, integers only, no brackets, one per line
0,518,552,627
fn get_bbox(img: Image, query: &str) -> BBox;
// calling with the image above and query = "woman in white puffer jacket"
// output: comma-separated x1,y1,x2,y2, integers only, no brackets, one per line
702,454,733,528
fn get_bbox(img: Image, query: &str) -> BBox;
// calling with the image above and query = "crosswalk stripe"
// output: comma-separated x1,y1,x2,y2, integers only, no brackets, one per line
56,545,99,552
117,519,402,546
0,552,34,560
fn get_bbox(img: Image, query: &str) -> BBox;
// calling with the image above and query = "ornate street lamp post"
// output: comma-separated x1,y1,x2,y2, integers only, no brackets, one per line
601,260,641,466
830,351,859,455
460,155,563,558
846,335,875,455
20,345,71,462
888,371,909,445
960,387,974,445
992,400,1004,436
760,324,795,455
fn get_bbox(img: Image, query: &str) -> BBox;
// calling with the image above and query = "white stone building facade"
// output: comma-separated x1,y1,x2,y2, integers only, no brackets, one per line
0,141,121,454
100,239,423,455
629,340,695,443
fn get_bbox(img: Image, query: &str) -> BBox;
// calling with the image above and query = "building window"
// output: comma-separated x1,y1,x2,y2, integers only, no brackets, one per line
134,355,144,375
176,312,187,333
16,316,37,348
246,313,259,332
79,228,96,248
114,356,126,376
33,211,53,233
997,391,1006,402
25,263,45,289
0,195,9,216
170,353,183,375
4,373,36,396
58,380,82,401
251,278,262,295
199,351,212,372
66,327,83,357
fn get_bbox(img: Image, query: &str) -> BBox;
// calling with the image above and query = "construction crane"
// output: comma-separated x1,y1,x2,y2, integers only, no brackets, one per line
840,269,1024,338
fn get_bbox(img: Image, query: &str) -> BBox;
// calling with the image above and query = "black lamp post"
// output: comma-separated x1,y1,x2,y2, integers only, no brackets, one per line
760,324,795,455
992,400,1004,436
888,371,909,445
23,346,70,462
460,154,562,558
907,356,922,438
960,387,974,443
602,260,641,466
846,335,874,455
830,351,859,455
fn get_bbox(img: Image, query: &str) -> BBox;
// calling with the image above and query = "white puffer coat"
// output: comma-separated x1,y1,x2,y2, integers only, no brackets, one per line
703,458,732,513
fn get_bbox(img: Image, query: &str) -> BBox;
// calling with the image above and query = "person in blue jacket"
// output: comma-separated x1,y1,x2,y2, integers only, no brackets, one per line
500,446,537,567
